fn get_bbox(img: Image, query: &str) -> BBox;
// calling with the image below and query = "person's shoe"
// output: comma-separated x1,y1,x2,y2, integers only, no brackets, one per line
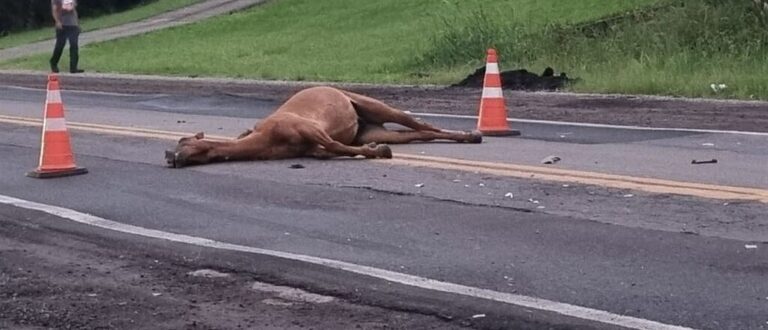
50,60,59,73
70,69,84,74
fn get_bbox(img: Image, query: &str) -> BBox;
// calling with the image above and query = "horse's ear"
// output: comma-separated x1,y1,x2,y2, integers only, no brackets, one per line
194,132,205,139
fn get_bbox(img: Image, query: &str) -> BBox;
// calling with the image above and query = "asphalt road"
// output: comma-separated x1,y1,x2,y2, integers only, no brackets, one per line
1,83,767,330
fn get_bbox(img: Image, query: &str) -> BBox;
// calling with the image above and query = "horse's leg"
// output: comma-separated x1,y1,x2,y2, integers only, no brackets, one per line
355,125,482,145
298,124,392,159
344,91,442,131
237,129,253,139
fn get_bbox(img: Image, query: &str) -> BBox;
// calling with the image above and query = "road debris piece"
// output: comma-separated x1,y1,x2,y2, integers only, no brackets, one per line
745,244,758,249
472,314,486,319
623,194,634,198
188,269,230,278
528,198,540,204
504,192,514,199
541,155,561,164
252,282,334,303
691,159,718,165
415,183,425,188
701,143,715,147
289,164,305,169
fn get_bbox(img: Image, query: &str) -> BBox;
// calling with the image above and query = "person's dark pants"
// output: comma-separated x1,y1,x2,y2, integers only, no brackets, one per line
50,26,80,72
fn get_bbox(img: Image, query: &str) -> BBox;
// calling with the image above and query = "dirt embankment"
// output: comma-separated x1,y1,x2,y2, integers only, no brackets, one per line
3,71,768,132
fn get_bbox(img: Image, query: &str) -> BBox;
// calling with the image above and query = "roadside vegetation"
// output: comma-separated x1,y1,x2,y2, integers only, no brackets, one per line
2,0,767,100
0,0,201,50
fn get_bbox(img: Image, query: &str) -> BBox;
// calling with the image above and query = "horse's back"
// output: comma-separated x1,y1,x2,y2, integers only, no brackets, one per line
271,86,359,142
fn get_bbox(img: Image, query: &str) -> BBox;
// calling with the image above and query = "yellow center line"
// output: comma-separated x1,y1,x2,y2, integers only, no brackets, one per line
3,114,767,203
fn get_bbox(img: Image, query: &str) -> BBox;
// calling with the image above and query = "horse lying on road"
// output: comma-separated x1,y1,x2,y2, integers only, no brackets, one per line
165,86,482,168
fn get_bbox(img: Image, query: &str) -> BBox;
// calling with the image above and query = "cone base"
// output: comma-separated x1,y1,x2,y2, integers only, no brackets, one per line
27,167,88,179
479,129,521,137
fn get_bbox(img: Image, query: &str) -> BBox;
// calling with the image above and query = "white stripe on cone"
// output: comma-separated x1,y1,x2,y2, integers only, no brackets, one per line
485,63,499,74
482,87,504,98
47,90,62,104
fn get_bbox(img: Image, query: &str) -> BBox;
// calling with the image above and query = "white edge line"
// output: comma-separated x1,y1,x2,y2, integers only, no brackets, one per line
0,194,692,330
406,111,768,137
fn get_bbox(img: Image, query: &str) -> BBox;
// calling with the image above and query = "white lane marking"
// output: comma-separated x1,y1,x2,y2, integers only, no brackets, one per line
0,194,692,330
407,112,768,137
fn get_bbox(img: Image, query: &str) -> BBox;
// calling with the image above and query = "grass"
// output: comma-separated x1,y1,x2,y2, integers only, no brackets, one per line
0,0,658,82
0,0,202,50
2,0,766,100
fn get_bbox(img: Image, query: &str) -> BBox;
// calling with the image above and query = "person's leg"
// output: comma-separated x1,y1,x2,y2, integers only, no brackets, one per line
67,26,83,73
49,28,67,73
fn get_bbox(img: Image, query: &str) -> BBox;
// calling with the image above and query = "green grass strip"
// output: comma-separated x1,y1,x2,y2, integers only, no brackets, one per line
0,0,202,50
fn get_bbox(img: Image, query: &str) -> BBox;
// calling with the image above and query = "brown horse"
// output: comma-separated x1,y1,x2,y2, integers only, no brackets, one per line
165,86,482,168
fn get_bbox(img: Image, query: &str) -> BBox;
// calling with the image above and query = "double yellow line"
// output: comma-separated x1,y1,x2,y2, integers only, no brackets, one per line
3,114,767,203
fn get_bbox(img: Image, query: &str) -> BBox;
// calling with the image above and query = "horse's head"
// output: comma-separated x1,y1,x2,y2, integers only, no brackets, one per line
165,132,212,168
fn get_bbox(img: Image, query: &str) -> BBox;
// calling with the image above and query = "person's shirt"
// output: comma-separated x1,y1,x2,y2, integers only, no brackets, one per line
53,0,79,27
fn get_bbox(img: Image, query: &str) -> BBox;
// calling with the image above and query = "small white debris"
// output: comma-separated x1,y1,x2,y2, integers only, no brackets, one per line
745,244,758,249
464,184,470,188
504,192,514,199
478,183,485,187
262,298,294,306
86,293,98,297
541,155,561,164
252,282,334,303
710,83,727,93
415,183,425,188
537,206,546,209
623,194,634,198
723,202,730,206
528,198,540,204
452,179,461,183
284,232,290,235
188,269,230,278
152,292,162,297
472,314,486,319
562,184,570,188
701,143,715,147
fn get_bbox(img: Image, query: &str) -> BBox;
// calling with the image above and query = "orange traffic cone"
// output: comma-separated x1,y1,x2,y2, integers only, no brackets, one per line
27,74,88,178
477,48,520,136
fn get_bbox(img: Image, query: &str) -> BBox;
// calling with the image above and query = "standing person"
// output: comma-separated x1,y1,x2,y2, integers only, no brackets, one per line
50,0,84,73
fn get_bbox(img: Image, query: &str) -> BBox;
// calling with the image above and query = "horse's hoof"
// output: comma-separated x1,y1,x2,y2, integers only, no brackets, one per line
165,150,185,168
376,144,393,159
468,130,483,143
165,150,177,168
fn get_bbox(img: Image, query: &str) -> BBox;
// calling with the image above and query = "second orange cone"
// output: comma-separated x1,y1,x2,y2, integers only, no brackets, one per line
477,49,520,136
27,74,88,178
